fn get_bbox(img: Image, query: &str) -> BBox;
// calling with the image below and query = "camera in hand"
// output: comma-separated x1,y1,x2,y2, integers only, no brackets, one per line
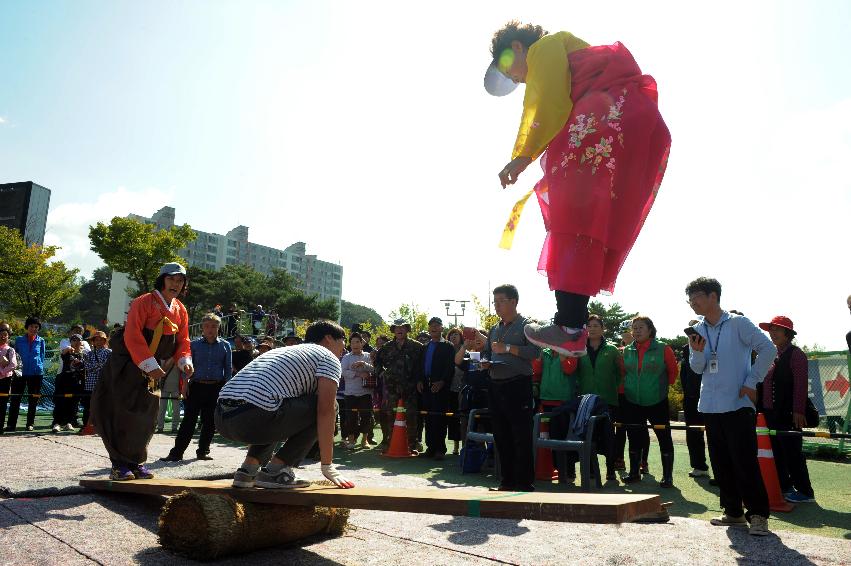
468,351,481,372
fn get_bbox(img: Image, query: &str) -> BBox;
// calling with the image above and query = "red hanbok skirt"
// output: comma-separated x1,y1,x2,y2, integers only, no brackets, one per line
534,42,671,296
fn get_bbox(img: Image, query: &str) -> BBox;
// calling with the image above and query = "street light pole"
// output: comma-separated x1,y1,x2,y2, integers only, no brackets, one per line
440,299,468,327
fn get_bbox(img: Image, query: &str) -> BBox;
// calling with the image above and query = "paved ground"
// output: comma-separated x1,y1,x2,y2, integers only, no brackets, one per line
1,429,850,565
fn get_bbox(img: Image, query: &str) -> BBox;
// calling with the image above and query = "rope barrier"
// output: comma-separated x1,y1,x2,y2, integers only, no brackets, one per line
4,392,848,440
609,421,851,440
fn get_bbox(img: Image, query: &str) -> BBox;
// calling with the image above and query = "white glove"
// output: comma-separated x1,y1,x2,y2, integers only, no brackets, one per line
321,464,355,489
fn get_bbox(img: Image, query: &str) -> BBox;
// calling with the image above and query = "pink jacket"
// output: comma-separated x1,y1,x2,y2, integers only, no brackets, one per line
0,344,18,378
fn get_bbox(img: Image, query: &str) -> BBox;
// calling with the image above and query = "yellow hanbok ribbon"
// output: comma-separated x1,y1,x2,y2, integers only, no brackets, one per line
498,189,534,250
146,316,179,394
149,316,178,356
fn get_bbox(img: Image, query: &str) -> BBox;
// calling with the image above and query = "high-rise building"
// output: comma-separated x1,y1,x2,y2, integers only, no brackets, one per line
0,181,52,246
106,206,343,323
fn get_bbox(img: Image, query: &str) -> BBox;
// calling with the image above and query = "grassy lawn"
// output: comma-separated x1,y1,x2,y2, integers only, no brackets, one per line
330,434,851,540
15,411,851,540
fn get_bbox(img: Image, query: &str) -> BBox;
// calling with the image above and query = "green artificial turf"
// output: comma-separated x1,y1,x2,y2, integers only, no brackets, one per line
332,430,851,540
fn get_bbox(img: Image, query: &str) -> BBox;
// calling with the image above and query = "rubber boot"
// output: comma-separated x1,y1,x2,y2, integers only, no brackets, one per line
659,452,674,488
622,451,641,484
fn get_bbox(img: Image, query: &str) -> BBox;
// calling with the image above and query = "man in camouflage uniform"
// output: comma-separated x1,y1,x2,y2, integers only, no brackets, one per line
373,318,423,453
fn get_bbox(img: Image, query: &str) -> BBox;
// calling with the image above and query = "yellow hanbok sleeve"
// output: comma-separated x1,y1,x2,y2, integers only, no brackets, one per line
511,34,576,160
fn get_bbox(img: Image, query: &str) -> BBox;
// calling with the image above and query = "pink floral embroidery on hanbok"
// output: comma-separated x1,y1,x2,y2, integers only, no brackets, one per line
567,114,597,149
581,136,614,174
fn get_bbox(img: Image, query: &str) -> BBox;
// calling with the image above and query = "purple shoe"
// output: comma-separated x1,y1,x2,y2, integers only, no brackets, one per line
133,464,155,479
110,466,135,481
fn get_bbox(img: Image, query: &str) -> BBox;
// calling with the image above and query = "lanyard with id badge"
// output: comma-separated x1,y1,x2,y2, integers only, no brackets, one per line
704,319,727,374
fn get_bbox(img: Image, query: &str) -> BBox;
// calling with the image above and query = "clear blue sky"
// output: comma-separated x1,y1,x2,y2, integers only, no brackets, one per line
1,0,849,349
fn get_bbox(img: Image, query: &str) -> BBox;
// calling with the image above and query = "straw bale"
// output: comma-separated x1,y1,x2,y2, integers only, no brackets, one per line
158,484,349,560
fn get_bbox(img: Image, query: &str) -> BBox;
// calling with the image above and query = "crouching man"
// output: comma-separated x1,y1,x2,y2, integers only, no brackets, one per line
215,320,355,489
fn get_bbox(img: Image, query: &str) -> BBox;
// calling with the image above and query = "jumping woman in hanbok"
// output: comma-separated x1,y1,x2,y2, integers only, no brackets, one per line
485,21,671,356
91,263,194,480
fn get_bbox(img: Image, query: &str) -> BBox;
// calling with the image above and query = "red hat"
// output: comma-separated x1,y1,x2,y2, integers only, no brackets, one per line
759,315,796,335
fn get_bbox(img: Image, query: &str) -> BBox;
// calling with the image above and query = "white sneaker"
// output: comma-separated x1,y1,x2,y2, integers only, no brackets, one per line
51,424,61,433
688,468,709,477
64,423,77,431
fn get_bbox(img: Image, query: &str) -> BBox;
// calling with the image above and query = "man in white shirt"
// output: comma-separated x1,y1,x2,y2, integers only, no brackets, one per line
686,277,775,537
341,332,375,449
60,324,90,354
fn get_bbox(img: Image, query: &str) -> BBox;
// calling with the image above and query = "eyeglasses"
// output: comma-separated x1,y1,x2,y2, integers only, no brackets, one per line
493,298,515,305
686,292,706,306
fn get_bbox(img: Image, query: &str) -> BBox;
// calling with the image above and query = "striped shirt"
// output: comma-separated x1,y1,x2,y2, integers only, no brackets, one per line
218,343,341,411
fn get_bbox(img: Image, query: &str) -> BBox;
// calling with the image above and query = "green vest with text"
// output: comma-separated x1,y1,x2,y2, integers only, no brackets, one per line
623,339,668,406
576,341,621,407
540,348,576,402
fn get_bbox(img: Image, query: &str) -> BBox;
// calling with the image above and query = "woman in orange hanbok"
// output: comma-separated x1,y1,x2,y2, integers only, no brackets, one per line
485,21,671,358
91,263,194,480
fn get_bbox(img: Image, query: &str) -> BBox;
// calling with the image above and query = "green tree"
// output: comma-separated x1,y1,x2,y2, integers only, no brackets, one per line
0,226,79,319
214,265,268,311
354,319,392,342
588,300,638,342
59,266,112,326
183,266,223,321
276,293,338,321
182,265,336,325
388,303,430,337
340,300,383,330
89,216,196,295
658,335,688,351
471,294,500,332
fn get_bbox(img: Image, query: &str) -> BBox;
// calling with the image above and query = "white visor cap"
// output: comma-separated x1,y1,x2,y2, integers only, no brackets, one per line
484,62,518,97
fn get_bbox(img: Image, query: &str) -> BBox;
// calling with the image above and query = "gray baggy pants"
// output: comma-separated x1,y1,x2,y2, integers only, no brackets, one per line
214,396,317,466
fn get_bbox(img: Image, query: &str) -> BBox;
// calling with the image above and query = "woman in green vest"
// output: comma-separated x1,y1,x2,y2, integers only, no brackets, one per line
538,349,578,410
576,315,624,481
621,316,678,487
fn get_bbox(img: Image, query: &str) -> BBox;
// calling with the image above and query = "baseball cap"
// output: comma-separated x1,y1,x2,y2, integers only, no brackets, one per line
159,262,187,277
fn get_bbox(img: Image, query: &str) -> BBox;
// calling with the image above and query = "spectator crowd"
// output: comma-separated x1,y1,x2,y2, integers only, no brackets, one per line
1,277,848,538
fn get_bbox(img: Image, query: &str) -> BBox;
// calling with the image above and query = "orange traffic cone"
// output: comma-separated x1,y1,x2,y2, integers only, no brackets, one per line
78,414,96,436
755,413,794,512
381,400,415,458
535,416,558,482
78,422,96,435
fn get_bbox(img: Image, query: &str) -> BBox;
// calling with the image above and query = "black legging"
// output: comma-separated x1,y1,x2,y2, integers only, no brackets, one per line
7,374,43,429
554,291,590,328
764,409,814,497
622,397,673,455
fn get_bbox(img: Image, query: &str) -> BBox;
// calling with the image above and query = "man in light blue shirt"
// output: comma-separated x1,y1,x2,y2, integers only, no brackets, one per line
686,277,775,536
162,313,232,462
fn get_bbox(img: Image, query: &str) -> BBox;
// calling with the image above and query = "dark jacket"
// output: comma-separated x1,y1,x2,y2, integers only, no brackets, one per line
679,344,702,399
420,340,455,386
549,394,613,458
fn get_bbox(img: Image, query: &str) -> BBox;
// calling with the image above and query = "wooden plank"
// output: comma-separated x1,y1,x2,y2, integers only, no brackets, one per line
79,478,661,524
